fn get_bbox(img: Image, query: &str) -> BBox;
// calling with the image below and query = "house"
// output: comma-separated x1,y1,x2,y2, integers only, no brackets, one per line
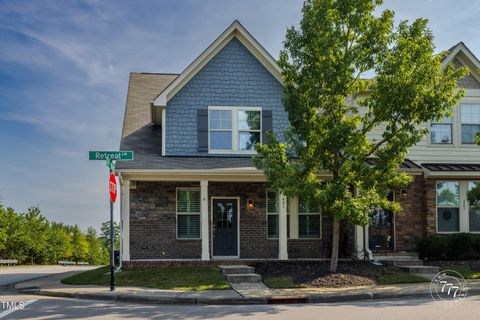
116,20,480,268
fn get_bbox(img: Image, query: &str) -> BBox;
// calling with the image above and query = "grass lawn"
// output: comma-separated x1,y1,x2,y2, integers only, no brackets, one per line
374,267,428,285
263,276,301,289
441,265,480,279
62,266,229,291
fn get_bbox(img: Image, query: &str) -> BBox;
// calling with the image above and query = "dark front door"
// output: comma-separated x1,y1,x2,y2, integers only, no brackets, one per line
213,199,238,256
369,192,395,251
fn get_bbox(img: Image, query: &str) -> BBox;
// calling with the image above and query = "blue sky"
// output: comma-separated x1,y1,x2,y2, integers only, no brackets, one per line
0,0,479,231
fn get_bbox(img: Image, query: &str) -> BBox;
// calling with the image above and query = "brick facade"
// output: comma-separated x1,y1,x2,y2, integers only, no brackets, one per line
128,181,345,260
393,175,428,251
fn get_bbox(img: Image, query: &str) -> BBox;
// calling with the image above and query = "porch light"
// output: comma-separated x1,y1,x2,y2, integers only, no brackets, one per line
247,199,254,210
401,189,407,197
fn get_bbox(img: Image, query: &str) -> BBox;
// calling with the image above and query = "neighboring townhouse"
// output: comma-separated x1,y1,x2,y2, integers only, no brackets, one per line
116,21,480,268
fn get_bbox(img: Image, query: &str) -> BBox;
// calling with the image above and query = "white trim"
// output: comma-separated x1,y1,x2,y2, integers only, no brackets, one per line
208,106,262,154
153,20,282,107
278,192,288,260
161,108,166,156
211,197,240,259
442,42,480,73
200,180,209,260
120,179,130,261
176,188,201,240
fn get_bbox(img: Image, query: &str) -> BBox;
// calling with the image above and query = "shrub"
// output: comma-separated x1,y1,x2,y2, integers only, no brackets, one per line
415,233,480,260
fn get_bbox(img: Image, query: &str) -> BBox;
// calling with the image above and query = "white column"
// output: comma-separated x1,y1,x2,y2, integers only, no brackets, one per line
278,193,288,260
460,181,469,232
121,179,130,261
201,180,210,260
290,197,299,239
354,225,366,259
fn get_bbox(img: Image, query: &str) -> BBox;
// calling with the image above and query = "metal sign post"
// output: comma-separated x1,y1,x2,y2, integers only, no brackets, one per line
89,150,134,292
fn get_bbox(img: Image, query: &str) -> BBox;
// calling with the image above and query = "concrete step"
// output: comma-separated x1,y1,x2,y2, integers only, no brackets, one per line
219,265,255,275
412,273,437,281
393,260,424,267
399,265,439,274
224,273,262,283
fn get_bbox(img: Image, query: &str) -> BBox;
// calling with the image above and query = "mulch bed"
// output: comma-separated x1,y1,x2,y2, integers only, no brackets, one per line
251,261,381,288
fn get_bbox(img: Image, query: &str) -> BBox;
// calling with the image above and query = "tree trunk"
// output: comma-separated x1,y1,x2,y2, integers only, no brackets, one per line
330,217,340,272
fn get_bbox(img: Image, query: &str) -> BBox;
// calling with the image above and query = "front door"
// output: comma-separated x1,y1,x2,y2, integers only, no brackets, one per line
369,192,395,251
213,198,238,257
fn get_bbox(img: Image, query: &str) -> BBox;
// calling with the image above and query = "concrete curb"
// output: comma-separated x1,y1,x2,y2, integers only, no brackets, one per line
21,287,480,305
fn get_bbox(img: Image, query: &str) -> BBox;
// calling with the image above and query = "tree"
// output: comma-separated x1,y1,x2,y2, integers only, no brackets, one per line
85,227,108,265
23,207,50,264
100,221,120,250
254,0,466,271
70,225,89,262
46,222,73,263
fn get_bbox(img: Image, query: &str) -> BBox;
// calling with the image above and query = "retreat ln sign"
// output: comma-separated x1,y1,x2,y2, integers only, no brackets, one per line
88,150,134,291
89,151,134,161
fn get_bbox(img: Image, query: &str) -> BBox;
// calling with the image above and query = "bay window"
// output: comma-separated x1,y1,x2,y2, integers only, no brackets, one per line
209,107,261,152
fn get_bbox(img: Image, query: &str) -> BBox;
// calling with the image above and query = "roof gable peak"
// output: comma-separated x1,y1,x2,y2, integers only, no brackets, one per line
153,20,282,107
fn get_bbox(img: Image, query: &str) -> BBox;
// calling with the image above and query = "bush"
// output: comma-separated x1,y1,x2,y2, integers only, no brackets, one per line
415,233,480,260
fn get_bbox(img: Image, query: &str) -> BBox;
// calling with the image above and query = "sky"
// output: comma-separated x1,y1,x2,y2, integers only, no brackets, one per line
0,0,479,231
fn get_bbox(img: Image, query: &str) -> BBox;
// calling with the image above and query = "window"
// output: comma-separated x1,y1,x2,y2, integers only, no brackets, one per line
461,103,480,144
298,197,321,238
209,107,261,152
431,116,452,144
176,189,201,239
436,181,460,232
468,182,480,232
266,190,290,239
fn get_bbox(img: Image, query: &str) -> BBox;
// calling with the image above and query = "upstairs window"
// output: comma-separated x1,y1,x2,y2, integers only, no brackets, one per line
461,103,480,144
431,116,452,144
209,107,261,153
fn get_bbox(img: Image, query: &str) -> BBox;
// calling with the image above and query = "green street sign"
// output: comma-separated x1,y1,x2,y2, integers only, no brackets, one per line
106,158,116,172
89,151,134,161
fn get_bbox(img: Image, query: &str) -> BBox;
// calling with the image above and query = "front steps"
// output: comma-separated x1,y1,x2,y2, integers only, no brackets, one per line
219,265,262,283
219,265,268,294
375,255,439,280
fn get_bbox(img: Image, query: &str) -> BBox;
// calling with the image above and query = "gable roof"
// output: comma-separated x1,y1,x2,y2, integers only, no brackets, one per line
442,42,480,82
152,20,282,107
121,72,177,138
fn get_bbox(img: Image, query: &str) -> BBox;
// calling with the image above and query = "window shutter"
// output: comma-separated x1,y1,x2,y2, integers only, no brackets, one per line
262,110,273,144
267,214,279,238
198,109,208,151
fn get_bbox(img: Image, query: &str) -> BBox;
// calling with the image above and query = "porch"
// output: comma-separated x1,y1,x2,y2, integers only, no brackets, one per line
119,177,346,263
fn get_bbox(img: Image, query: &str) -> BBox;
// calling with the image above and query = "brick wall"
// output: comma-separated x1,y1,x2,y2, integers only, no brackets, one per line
394,175,428,251
128,181,336,260
129,181,202,259
165,38,288,156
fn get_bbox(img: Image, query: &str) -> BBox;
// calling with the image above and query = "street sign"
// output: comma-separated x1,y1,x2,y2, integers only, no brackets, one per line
89,151,134,161
106,158,116,172
109,173,117,203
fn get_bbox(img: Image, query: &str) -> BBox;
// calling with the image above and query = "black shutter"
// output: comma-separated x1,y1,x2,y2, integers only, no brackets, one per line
262,110,273,144
198,109,208,152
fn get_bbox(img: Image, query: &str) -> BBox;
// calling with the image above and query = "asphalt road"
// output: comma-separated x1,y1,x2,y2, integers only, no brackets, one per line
0,291,479,320
0,266,96,286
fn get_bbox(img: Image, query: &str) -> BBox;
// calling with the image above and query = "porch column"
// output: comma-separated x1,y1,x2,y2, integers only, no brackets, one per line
278,192,288,260
354,225,366,260
120,179,130,261
200,180,210,260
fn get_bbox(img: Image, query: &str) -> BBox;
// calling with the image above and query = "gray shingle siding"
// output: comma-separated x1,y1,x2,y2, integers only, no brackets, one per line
165,37,287,156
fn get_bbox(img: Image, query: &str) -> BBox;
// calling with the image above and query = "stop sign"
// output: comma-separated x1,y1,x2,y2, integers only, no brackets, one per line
109,173,117,203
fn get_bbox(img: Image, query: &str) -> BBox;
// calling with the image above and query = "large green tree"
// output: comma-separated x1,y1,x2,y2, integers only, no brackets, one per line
254,0,466,271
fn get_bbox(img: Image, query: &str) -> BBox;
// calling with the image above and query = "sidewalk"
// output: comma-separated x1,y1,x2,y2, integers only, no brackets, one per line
13,270,480,305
